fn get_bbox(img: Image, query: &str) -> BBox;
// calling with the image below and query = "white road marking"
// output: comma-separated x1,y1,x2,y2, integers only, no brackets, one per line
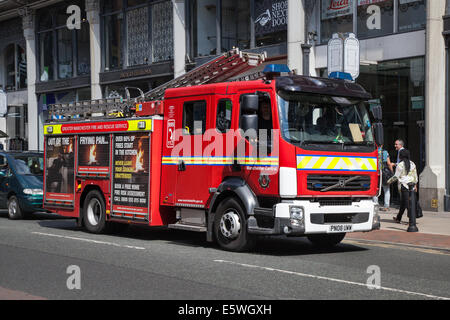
32,232,146,250
214,260,450,300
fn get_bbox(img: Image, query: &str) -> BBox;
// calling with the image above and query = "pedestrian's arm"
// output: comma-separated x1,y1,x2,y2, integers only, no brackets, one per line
386,156,394,173
387,164,402,185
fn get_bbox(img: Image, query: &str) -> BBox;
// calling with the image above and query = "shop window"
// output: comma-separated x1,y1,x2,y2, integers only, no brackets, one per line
103,0,123,13
216,99,233,133
104,13,123,70
127,6,150,66
151,1,173,62
320,0,353,44
183,101,207,135
398,0,426,33
357,0,394,39
77,22,91,75
4,44,27,91
57,28,73,79
39,32,54,82
222,0,250,51
191,0,217,57
254,0,287,47
37,1,89,81
6,105,28,151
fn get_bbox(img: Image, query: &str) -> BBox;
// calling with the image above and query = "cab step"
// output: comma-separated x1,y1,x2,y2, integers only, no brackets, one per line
168,223,207,233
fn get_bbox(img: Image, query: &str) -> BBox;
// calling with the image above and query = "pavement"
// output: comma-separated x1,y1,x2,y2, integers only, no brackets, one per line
346,208,450,251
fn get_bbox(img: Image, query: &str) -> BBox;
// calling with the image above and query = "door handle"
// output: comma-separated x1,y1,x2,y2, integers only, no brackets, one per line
178,160,186,172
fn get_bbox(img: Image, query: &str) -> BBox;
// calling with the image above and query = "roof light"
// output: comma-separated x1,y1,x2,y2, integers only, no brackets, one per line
263,64,291,80
328,72,353,81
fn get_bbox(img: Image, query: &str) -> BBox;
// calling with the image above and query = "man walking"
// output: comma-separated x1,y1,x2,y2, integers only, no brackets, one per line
390,139,405,171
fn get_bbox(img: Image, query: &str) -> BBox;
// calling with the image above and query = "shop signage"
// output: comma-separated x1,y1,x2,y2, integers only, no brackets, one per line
357,0,388,5
321,0,353,20
255,0,288,36
327,33,360,80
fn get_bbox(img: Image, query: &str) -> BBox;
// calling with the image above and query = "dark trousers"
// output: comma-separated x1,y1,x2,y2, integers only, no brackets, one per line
396,185,410,221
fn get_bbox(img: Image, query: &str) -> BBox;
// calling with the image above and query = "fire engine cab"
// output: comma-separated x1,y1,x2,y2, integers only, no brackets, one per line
44,49,383,252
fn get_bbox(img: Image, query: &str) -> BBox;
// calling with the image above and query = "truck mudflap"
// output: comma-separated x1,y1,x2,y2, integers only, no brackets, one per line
248,199,380,236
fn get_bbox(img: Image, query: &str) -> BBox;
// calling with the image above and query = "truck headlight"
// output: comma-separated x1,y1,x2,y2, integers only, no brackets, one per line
290,206,304,227
23,189,43,195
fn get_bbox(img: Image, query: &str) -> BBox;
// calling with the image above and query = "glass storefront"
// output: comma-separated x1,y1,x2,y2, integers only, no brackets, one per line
320,0,426,44
6,105,28,151
356,57,425,173
254,0,287,47
398,0,426,33
4,44,27,91
189,0,286,57
357,0,394,39
320,0,354,44
37,1,90,82
101,0,173,70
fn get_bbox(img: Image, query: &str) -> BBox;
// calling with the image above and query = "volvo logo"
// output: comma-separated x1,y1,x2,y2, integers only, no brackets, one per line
338,179,346,188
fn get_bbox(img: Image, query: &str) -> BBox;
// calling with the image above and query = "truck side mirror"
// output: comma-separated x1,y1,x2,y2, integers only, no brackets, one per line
371,105,382,121
373,123,384,146
241,95,259,114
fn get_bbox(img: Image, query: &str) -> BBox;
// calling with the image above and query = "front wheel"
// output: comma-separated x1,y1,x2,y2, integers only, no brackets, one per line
214,198,255,252
306,233,346,248
7,196,24,220
83,190,107,234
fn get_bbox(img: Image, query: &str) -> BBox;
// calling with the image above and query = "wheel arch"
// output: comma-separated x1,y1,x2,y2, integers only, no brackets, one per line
206,177,259,242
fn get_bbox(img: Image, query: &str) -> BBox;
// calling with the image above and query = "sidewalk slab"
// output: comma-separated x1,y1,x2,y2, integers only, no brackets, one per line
346,230,450,250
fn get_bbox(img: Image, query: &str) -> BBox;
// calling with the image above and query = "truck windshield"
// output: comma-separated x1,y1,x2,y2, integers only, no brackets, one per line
277,91,374,146
13,155,44,175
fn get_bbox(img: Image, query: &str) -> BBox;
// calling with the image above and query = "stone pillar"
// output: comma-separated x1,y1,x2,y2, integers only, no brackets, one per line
420,0,447,211
173,0,186,78
20,8,39,151
287,0,305,75
86,0,102,99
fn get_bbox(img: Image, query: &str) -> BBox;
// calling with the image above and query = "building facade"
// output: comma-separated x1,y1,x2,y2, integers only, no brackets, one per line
0,0,447,212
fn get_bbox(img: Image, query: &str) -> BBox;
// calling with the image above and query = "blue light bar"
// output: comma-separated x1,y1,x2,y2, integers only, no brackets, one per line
329,72,353,81
263,64,291,74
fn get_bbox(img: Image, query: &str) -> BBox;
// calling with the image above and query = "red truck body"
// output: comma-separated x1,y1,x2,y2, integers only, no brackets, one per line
44,74,381,251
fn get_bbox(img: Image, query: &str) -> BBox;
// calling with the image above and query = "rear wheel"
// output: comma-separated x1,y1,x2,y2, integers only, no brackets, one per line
83,190,107,234
307,233,346,248
214,198,255,252
7,196,23,220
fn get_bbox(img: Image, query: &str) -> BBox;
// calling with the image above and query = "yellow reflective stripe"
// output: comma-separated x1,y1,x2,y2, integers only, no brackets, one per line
312,157,326,169
297,155,378,171
297,156,313,169
327,157,340,170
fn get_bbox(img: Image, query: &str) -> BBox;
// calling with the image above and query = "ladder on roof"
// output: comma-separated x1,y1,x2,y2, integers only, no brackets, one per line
47,48,267,122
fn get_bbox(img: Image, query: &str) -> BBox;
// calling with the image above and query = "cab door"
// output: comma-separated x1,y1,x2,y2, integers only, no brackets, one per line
174,96,212,208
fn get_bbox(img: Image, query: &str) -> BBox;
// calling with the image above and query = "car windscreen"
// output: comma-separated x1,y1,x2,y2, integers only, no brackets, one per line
13,155,44,175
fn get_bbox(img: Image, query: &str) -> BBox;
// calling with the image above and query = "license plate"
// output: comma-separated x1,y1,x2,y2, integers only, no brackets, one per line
329,224,353,233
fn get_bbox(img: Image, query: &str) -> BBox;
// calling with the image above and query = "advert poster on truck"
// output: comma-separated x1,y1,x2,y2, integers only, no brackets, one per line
112,132,151,217
78,135,110,175
45,136,75,202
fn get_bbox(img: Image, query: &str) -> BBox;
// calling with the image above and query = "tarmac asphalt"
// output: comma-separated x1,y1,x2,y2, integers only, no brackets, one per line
347,209,450,251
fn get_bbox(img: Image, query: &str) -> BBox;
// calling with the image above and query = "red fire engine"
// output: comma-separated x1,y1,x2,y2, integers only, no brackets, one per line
44,49,383,252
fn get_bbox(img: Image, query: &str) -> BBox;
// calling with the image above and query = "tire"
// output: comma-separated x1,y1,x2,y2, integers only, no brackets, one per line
7,195,24,220
83,190,107,234
307,233,346,248
214,197,255,252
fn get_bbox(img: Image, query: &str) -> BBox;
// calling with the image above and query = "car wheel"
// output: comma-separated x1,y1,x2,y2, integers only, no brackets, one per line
83,190,107,234
7,195,24,220
306,233,346,248
214,197,255,252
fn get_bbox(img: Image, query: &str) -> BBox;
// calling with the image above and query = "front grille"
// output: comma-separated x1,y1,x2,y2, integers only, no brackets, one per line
307,175,371,192
310,212,370,225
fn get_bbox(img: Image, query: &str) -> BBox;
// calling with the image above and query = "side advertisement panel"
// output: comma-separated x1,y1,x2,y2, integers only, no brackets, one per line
112,132,151,218
78,135,110,175
45,136,75,204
